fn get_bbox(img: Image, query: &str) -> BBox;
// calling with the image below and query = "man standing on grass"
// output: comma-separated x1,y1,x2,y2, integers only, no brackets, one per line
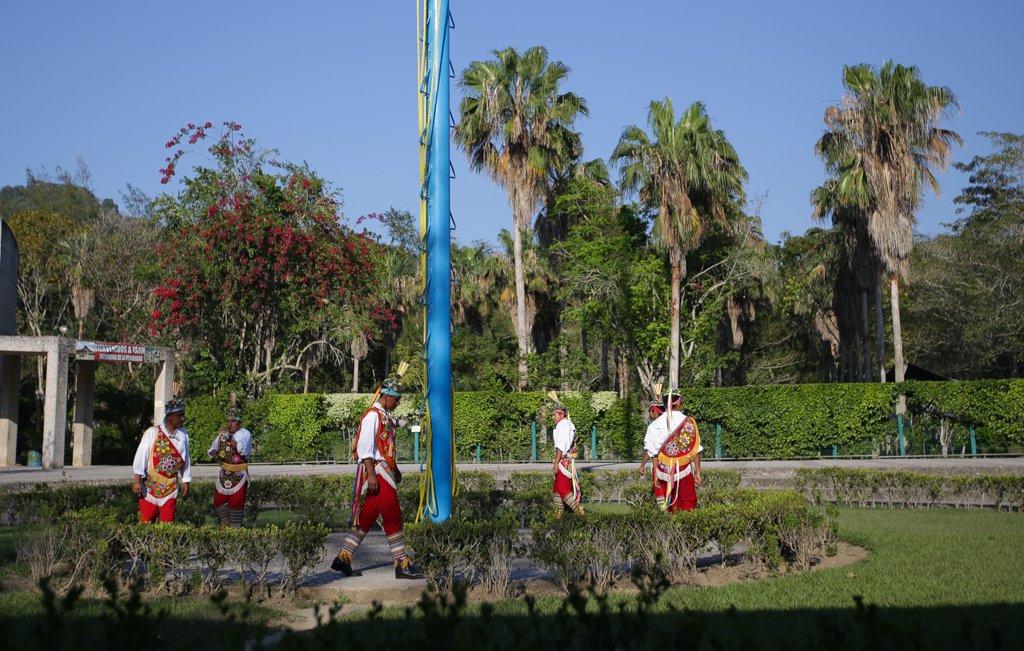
331,376,423,579
132,395,191,523
549,392,585,517
207,397,252,528
638,389,702,512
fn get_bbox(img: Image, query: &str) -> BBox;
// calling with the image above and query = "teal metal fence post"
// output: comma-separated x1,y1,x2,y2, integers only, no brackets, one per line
716,423,722,459
531,422,537,461
970,425,977,456
833,445,838,457
476,444,480,463
898,414,906,456
591,424,597,461
414,426,419,463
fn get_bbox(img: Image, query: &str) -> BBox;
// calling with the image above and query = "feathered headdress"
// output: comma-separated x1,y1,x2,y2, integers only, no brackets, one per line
165,382,186,414
226,392,243,421
547,390,568,415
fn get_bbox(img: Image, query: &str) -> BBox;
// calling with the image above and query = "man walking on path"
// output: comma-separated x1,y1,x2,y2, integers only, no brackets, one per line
208,396,252,528
638,389,702,512
331,376,423,579
549,392,585,516
132,395,191,523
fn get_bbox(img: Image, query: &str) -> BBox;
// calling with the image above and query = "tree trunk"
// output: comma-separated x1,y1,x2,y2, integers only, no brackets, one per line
860,289,873,382
890,273,905,383
669,250,683,389
839,340,846,383
384,345,391,380
303,351,310,394
513,226,529,390
559,298,568,391
854,331,863,383
874,277,886,382
352,357,360,393
601,339,609,391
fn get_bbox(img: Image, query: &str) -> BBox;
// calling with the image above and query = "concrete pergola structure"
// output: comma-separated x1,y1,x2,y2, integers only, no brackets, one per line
0,336,175,469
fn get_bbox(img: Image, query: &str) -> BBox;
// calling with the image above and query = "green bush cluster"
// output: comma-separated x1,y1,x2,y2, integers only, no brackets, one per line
404,488,833,595
791,467,1024,510
14,507,328,596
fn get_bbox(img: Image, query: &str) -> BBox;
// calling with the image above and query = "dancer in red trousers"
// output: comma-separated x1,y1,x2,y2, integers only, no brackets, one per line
133,395,191,523
331,376,423,579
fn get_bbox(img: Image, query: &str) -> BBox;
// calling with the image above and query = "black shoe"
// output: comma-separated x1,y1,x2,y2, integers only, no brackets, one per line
395,562,424,580
331,557,362,577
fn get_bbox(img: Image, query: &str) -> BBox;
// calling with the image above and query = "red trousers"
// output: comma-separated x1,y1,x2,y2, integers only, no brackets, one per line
139,498,176,523
552,471,574,498
357,477,403,535
654,472,697,513
213,483,247,509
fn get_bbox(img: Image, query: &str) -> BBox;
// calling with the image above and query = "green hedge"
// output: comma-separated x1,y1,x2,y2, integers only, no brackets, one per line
195,380,1024,461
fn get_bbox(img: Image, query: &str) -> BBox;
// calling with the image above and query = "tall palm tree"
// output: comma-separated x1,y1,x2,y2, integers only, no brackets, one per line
610,99,746,387
816,62,961,383
812,182,879,382
453,46,589,388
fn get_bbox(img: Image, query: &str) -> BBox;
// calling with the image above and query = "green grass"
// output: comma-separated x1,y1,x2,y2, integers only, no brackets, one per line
252,509,302,527
582,502,632,514
659,507,1024,611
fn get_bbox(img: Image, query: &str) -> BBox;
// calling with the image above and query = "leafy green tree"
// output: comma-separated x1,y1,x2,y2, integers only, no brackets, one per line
906,132,1024,379
815,62,961,383
150,123,384,397
611,98,747,389
453,46,589,389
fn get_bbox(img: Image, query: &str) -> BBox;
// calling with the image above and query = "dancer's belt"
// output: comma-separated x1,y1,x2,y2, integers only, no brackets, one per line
218,460,248,472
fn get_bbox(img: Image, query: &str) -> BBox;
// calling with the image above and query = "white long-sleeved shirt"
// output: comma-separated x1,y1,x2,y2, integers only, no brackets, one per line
644,411,704,459
132,423,192,504
206,427,253,460
355,404,393,462
553,418,576,455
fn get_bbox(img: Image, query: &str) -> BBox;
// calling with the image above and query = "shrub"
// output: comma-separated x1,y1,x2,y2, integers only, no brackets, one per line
278,522,330,593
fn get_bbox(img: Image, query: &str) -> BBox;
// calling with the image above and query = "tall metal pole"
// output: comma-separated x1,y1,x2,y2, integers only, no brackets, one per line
422,0,453,521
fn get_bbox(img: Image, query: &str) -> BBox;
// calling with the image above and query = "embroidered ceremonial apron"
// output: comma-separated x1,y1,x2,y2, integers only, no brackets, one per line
349,405,399,524
144,426,186,506
654,416,700,511
214,431,249,496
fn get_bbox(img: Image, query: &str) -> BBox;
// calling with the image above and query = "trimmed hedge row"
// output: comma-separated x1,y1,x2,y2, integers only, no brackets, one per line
15,507,329,595
406,488,838,594
0,469,745,531
790,467,1024,510
185,379,1024,462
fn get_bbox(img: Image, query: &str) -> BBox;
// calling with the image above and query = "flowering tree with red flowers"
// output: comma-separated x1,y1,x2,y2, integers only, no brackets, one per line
150,123,388,396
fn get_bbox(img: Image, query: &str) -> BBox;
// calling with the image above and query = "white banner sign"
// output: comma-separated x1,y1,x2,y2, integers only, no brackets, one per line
76,341,149,363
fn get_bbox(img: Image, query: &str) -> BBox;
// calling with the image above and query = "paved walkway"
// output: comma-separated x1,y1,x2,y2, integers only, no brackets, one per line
2,457,1022,487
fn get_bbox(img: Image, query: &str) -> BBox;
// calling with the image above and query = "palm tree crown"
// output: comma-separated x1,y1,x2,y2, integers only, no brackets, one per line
610,98,746,387
453,45,589,388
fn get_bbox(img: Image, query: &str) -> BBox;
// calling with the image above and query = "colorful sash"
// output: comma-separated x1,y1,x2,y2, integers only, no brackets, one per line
557,425,581,504
214,431,248,492
145,427,186,500
349,404,397,524
654,416,700,511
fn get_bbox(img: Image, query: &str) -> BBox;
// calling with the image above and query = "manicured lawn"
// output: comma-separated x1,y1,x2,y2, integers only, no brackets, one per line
661,507,1024,611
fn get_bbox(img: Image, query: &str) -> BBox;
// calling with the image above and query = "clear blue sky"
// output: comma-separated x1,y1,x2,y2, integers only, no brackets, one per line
2,0,1021,246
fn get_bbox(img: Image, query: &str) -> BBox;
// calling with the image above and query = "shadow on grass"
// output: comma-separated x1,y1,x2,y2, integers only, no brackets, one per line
3,576,1022,651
